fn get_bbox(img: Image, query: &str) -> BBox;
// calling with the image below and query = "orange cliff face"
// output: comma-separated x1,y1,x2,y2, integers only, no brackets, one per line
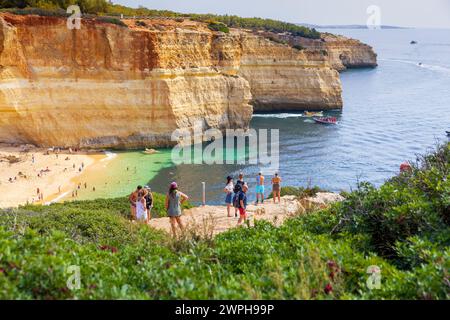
0,14,346,148
262,31,378,71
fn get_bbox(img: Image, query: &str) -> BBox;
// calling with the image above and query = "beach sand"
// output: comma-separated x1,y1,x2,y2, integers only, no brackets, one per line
0,143,106,208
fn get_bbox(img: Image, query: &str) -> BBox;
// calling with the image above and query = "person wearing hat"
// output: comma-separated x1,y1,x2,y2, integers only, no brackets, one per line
165,182,189,237
224,176,234,217
144,186,154,223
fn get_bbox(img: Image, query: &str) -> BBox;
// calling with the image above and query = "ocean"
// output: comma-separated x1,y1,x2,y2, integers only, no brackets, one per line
68,28,450,205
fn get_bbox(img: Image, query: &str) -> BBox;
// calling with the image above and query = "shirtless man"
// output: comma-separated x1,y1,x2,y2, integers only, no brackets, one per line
129,185,143,220
255,172,265,205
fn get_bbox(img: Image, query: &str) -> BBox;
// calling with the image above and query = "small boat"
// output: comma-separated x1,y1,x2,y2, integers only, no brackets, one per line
313,117,337,125
304,111,324,117
143,148,159,155
446,131,450,136
410,40,417,45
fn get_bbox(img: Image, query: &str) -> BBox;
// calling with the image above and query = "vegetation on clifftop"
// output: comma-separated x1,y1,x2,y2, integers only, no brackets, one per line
0,143,448,299
0,0,321,38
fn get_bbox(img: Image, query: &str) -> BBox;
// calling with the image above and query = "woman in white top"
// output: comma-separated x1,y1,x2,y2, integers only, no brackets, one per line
224,176,234,217
135,191,148,223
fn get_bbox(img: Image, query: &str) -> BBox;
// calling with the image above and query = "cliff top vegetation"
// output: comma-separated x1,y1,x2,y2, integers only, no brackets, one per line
0,0,321,38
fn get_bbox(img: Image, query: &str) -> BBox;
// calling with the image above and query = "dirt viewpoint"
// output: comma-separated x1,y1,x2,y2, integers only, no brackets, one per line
148,193,344,237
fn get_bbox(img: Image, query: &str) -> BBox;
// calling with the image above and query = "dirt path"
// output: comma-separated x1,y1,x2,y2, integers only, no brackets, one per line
148,193,343,237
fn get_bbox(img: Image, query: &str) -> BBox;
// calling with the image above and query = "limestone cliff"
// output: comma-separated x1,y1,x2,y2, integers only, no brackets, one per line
0,14,369,148
238,34,342,111
0,15,252,148
261,31,377,71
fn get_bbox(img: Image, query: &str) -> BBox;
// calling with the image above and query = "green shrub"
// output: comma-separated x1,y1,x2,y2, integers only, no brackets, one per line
1,7,69,17
19,193,193,219
269,185,326,199
207,21,230,33
95,16,127,27
135,20,147,27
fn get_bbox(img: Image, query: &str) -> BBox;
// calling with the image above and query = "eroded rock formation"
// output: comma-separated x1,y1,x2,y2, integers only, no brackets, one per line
0,14,376,148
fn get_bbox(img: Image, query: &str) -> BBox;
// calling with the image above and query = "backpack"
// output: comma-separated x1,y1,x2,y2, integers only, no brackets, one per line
233,180,244,193
232,192,240,208
233,191,245,209
145,193,153,207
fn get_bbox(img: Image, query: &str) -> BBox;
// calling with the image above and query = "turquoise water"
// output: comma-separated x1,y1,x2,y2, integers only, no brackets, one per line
64,150,173,201
69,29,450,205
148,29,450,204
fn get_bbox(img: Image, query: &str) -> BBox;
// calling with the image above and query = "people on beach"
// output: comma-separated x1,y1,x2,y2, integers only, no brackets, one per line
224,176,234,217
271,173,282,204
136,191,148,223
129,185,142,220
144,186,153,223
255,172,265,205
236,183,248,226
165,182,189,237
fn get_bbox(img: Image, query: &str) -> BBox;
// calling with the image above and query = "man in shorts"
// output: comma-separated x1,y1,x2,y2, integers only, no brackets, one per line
255,172,265,205
237,184,248,226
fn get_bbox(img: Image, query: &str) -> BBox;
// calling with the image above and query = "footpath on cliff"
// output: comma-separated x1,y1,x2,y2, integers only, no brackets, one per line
148,193,344,237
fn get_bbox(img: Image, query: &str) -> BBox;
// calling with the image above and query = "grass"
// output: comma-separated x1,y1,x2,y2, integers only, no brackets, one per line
0,143,448,299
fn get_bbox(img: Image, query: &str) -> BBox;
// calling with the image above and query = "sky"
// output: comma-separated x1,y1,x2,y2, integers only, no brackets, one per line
113,0,450,28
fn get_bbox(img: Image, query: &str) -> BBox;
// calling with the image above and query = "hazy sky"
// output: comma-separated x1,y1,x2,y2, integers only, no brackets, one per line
113,0,450,28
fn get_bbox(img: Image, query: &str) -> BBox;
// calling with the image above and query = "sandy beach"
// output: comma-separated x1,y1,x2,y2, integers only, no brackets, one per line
0,143,106,208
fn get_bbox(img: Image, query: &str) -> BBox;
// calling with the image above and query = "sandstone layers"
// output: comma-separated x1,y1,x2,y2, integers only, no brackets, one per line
0,14,376,148
260,31,378,71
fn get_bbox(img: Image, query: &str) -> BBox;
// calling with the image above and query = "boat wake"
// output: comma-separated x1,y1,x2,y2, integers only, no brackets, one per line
252,113,303,119
381,58,450,75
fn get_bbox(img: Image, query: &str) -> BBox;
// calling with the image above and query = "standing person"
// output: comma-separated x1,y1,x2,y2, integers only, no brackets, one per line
129,185,142,220
271,173,282,204
144,186,153,223
136,191,148,223
236,184,249,226
165,182,189,237
224,176,234,217
233,173,245,217
255,172,265,205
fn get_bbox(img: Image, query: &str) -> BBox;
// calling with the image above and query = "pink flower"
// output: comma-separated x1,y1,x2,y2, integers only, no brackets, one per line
324,283,333,294
99,245,118,253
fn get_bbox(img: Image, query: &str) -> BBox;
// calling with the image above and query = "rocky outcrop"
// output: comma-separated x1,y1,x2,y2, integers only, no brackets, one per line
238,34,342,111
0,14,252,148
256,31,378,71
0,14,372,148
